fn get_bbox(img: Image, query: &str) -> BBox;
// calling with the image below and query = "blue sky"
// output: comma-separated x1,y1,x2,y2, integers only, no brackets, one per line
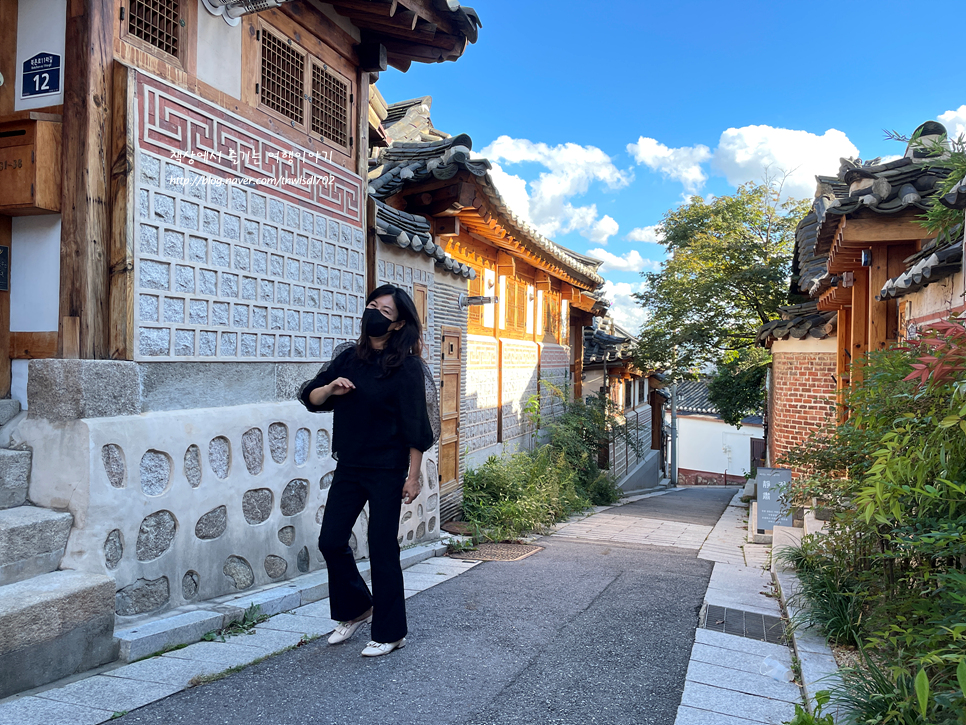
375,0,966,330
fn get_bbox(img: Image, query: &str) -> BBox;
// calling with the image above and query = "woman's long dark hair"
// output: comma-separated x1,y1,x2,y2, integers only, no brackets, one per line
355,284,423,375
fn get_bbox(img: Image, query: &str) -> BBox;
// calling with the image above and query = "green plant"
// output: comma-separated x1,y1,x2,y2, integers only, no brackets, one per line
203,603,269,642
110,712,129,720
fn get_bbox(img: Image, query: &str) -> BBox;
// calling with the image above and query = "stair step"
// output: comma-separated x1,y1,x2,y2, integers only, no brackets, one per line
0,449,31,510
0,570,117,698
0,399,20,428
0,506,73,586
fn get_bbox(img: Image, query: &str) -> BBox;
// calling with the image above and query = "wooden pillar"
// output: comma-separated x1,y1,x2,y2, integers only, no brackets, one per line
850,269,869,383
572,322,583,398
60,0,113,359
836,305,851,421
365,197,378,294
0,0,17,116
868,249,891,352
109,64,135,360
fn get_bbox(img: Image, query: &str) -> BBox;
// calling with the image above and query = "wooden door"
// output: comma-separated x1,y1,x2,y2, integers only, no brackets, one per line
439,326,461,497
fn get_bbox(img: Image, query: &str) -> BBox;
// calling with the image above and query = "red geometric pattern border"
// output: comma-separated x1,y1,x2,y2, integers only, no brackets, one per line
137,73,362,225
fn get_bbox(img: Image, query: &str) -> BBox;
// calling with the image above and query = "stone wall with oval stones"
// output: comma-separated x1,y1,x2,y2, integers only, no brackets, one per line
20,401,440,621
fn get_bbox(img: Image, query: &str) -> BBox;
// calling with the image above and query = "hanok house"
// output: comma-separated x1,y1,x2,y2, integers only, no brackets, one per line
366,122,605,520
0,0,480,696
758,120,966,471
582,316,666,491
670,379,765,486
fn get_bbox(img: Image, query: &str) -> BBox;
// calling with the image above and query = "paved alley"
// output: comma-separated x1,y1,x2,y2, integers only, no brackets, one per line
1,486,800,725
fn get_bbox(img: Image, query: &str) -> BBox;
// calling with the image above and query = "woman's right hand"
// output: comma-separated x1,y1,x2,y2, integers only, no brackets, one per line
327,377,355,396
308,377,355,406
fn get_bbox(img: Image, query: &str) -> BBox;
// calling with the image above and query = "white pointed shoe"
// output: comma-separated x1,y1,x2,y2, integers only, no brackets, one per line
361,638,406,657
327,614,372,645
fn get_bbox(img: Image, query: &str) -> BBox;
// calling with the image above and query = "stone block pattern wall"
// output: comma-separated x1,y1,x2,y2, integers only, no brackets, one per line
465,336,499,454
134,74,363,362
769,351,836,476
21,403,440,621
538,343,570,423
375,249,437,372
434,280,469,523
501,340,539,444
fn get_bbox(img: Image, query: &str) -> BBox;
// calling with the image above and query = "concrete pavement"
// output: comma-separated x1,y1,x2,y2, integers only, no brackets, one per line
0,485,823,725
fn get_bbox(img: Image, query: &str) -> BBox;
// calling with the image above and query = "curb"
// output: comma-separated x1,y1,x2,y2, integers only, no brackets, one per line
772,568,840,712
113,539,448,663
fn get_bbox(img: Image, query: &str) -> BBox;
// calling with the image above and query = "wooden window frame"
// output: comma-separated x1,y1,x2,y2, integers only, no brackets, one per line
308,58,352,155
413,282,428,327
257,21,355,156
120,0,190,71
258,24,310,132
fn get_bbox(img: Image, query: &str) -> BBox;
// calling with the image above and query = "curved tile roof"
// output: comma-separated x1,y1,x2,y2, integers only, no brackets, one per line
793,122,961,298
368,134,604,288
757,302,837,348
372,199,475,279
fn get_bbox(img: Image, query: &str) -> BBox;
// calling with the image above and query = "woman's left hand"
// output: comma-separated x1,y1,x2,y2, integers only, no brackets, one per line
402,477,420,505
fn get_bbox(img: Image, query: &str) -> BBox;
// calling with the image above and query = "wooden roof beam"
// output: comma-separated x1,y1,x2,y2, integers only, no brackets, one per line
841,215,930,244
329,0,400,18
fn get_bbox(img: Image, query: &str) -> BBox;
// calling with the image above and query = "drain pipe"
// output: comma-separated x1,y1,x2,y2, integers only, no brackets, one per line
669,381,678,487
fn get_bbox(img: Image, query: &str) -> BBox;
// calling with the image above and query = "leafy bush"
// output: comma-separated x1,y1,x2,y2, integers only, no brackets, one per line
461,386,627,540
462,447,589,542
778,320,966,723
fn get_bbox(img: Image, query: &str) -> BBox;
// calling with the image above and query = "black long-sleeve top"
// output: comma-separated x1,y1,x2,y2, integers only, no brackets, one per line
298,346,434,469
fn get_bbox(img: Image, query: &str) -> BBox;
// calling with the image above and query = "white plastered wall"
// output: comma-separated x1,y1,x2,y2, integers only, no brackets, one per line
677,415,762,476
18,401,442,619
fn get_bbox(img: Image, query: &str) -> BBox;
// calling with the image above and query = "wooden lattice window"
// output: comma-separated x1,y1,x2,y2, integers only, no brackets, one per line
544,291,561,343
260,28,306,126
505,278,528,337
310,61,349,150
127,0,182,59
467,267,486,333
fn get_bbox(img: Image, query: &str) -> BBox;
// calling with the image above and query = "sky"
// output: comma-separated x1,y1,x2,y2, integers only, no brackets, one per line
375,0,966,331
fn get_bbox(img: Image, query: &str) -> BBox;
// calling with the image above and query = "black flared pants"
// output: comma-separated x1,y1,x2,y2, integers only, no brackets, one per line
318,465,408,643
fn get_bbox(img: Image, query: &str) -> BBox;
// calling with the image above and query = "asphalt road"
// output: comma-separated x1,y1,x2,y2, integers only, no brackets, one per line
118,489,734,725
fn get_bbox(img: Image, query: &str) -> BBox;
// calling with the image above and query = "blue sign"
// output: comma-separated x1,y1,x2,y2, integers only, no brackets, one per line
22,53,61,99
756,467,794,532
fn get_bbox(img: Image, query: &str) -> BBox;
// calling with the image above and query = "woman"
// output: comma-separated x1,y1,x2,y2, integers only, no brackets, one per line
299,284,439,657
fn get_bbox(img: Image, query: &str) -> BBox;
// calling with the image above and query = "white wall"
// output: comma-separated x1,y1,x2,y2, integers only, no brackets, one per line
197,7,242,99
15,0,67,112
677,415,762,476
10,215,62,332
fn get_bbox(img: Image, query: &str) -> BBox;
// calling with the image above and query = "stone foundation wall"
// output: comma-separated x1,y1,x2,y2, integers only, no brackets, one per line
501,340,539,444
465,336,499,453
20,366,439,622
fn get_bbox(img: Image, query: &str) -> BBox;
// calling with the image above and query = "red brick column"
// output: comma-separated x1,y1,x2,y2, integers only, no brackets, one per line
769,351,836,476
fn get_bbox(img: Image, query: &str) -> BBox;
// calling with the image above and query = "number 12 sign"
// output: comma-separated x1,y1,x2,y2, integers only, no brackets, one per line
22,53,61,99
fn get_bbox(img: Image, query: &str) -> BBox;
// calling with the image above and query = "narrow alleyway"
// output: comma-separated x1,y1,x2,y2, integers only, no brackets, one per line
103,488,737,725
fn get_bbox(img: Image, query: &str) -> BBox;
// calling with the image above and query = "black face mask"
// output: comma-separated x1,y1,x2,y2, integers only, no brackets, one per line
362,307,394,337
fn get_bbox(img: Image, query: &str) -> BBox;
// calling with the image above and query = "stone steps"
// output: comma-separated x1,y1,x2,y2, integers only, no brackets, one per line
0,399,20,428
0,505,73,586
0,569,118,699
0,448,31,510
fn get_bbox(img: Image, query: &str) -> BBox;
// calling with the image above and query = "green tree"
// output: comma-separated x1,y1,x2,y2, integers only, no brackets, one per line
633,180,810,377
631,180,810,421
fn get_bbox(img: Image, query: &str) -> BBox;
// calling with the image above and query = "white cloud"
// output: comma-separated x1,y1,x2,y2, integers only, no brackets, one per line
588,215,619,244
487,162,533,223
481,136,633,244
586,248,659,274
712,125,859,199
627,137,711,193
939,105,966,141
600,280,648,332
626,224,663,244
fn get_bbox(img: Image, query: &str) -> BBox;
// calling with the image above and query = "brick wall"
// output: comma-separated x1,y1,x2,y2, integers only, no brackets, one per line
769,350,836,475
